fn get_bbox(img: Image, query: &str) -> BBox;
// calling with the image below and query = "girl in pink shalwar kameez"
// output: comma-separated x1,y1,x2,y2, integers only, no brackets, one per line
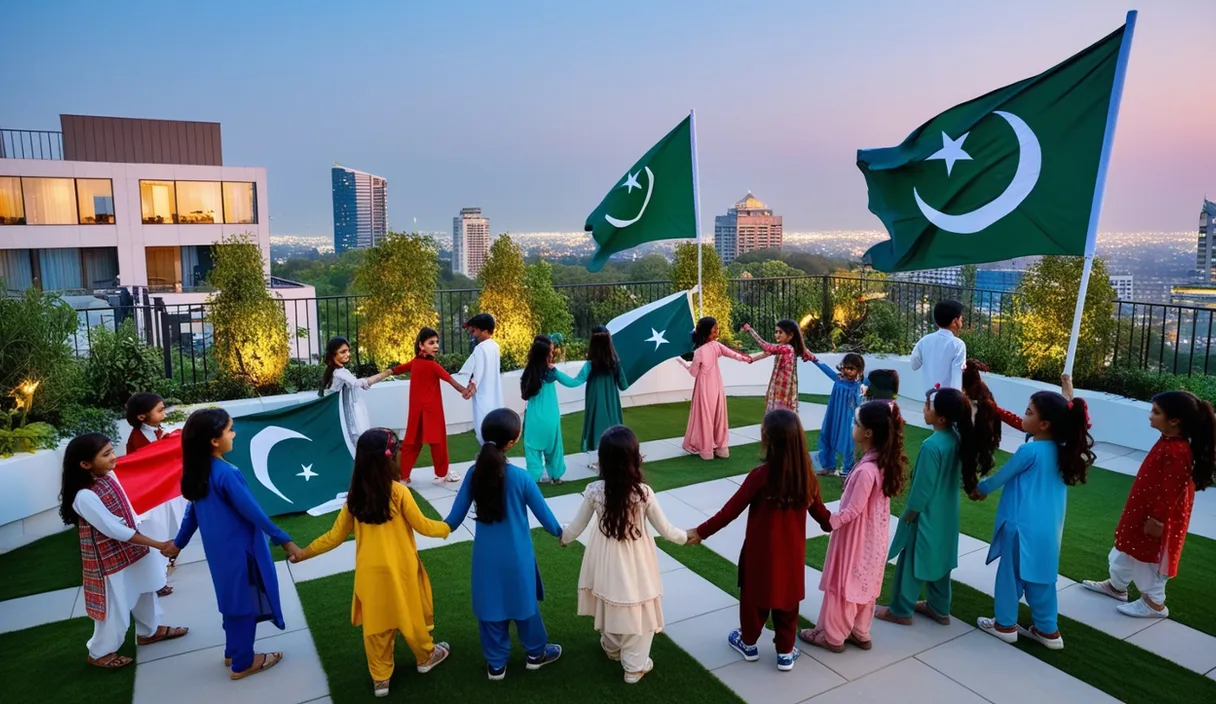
801,400,908,652
679,317,753,460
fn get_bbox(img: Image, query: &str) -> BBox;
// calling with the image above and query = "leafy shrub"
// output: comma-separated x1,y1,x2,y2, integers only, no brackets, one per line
353,233,440,366
1079,365,1216,406
435,353,468,374
208,234,290,387
177,376,259,405
0,408,58,457
478,236,538,364
0,286,83,421
857,299,905,354
526,261,573,340
960,328,1028,379
56,405,120,441
281,362,326,394
82,320,177,410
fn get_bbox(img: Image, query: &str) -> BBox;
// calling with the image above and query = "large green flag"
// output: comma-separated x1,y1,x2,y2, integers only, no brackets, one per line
606,289,696,384
226,391,357,517
585,116,696,272
859,23,1127,272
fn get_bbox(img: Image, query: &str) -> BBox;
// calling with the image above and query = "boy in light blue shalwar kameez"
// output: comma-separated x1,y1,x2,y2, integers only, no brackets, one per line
809,353,866,476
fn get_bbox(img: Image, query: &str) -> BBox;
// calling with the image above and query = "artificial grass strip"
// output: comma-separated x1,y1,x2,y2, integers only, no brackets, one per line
0,616,136,704
0,528,82,602
802,536,1216,704
798,393,831,405
295,529,745,703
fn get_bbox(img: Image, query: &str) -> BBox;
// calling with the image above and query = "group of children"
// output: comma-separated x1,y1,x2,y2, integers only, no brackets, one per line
57,301,1216,696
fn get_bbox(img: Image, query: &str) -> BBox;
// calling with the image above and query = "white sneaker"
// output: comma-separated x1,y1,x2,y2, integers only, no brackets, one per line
1016,624,1064,650
1081,579,1129,602
435,469,461,483
623,659,654,684
976,617,1017,643
1117,599,1169,619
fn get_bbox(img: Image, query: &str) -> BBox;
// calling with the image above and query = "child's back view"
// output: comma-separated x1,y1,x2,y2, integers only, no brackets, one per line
911,300,967,392
561,425,689,683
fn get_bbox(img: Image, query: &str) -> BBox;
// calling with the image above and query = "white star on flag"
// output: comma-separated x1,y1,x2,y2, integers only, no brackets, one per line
644,328,668,351
620,171,641,193
297,464,318,481
926,131,972,177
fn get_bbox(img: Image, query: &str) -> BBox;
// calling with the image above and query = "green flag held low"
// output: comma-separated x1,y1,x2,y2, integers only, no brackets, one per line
606,289,697,384
859,22,1127,272
585,116,696,272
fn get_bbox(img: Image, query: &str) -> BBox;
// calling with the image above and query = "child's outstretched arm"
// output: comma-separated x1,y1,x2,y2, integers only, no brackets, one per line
829,469,877,530
716,341,754,364
902,444,942,522
644,492,689,545
524,479,562,538
808,496,833,533
560,494,595,546
400,485,452,539
812,358,838,382
444,473,475,531
693,468,764,541
742,324,774,360
294,506,355,562
553,368,581,389
976,445,1035,498
172,502,198,553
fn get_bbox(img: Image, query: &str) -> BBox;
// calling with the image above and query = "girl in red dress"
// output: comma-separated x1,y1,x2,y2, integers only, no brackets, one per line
689,409,832,672
1082,390,1216,618
392,327,470,484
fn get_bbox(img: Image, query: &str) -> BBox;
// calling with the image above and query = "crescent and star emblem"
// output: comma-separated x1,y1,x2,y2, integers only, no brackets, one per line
604,166,655,228
250,426,313,504
913,110,1041,234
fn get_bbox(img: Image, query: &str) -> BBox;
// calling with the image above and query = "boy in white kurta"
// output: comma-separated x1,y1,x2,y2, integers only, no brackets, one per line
457,314,504,444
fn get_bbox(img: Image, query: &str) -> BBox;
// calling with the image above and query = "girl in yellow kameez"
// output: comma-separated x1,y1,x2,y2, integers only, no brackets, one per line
291,428,453,698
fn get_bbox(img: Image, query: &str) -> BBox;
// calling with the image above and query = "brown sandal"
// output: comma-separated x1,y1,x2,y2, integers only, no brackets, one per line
231,651,283,680
137,624,189,645
797,627,845,653
846,634,873,650
156,585,174,597
874,606,913,626
88,653,134,669
915,600,951,625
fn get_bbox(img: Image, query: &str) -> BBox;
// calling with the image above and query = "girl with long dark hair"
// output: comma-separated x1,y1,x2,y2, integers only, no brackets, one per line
566,325,631,452
166,408,302,680
691,409,832,672
561,426,690,683
974,391,1094,651
802,400,906,654
679,317,753,460
878,387,998,628
391,327,470,484
1083,390,1216,620
443,408,564,680
743,318,811,412
519,334,581,484
60,433,187,669
320,336,396,436
290,428,453,698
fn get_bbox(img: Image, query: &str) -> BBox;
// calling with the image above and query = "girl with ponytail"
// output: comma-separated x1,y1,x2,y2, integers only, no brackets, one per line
974,390,1095,652
1083,390,1216,619
442,408,564,680
877,387,999,628
801,401,906,654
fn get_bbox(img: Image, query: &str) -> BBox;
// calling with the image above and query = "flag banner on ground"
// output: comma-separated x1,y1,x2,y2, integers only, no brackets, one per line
858,23,1126,272
606,289,696,384
115,391,358,517
585,116,696,272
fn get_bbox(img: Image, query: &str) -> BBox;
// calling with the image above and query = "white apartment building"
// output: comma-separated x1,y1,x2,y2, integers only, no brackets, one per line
452,207,491,278
1110,274,1134,301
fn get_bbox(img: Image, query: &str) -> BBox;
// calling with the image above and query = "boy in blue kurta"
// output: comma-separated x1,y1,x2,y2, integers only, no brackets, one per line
445,408,564,680
808,352,866,477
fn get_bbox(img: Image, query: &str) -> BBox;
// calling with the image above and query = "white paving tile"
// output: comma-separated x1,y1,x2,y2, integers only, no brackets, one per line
287,540,355,583
1094,454,1143,477
799,612,973,682
1054,583,1160,640
1125,618,1216,675
711,639,848,704
666,478,745,514
805,656,988,703
640,438,688,463
662,606,749,671
731,423,764,442
916,629,1121,703
660,568,738,625
0,586,80,635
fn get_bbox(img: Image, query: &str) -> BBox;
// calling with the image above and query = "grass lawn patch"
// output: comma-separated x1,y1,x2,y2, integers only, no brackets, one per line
296,529,744,703
798,394,831,405
803,536,1216,704
0,617,136,703
0,528,81,602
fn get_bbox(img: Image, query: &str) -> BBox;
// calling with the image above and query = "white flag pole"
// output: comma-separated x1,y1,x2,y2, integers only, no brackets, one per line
690,108,704,319
1063,9,1137,379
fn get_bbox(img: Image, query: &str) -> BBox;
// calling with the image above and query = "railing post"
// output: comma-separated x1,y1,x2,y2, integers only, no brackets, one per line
154,297,172,379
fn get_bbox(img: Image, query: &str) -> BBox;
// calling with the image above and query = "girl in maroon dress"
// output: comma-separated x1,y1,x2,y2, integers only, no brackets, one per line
1082,390,1216,618
393,328,470,483
689,409,832,672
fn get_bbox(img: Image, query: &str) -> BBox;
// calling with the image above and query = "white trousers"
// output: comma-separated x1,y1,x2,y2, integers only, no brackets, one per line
1108,547,1169,604
88,590,162,659
600,631,655,673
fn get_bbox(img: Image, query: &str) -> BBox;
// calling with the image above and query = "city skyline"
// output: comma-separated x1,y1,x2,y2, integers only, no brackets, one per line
6,1,1211,238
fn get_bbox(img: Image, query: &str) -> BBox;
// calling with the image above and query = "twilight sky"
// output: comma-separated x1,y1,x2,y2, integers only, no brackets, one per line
4,0,1212,237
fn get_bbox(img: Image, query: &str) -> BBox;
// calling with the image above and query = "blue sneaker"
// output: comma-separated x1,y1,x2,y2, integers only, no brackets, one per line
525,644,562,670
776,647,800,672
727,629,759,662
487,664,506,681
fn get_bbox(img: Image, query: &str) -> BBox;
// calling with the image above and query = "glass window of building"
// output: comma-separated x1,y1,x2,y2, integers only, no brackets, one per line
22,177,78,225
140,180,177,224
0,177,24,225
222,182,257,224
176,181,222,224
1,249,34,290
82,247,119,288
76,179,115,224
145,246,182,291
38,248,83,290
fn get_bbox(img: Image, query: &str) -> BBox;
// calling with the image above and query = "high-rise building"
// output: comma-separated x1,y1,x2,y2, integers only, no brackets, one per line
1197,199,1216,283
890,267,962,287
1110,274,1134,300
452,207,491,278
713,193,782,264
332,164,387,253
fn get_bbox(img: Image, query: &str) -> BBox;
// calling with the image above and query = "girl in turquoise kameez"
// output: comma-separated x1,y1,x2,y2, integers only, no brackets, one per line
520,335,580,484
569,326,630,453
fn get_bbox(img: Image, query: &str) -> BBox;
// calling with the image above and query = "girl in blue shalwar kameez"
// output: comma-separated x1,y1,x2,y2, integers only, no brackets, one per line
809,352,866,477
445,408,565,680
169,408,302,680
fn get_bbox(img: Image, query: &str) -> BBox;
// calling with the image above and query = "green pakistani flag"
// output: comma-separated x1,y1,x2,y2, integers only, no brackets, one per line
606,289,696,384
585,116,696,272
859,23,1127,272
225,391,357,517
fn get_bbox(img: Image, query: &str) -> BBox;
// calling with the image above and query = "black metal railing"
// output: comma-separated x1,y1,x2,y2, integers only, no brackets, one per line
1,129,64,160
57,276,1216,385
